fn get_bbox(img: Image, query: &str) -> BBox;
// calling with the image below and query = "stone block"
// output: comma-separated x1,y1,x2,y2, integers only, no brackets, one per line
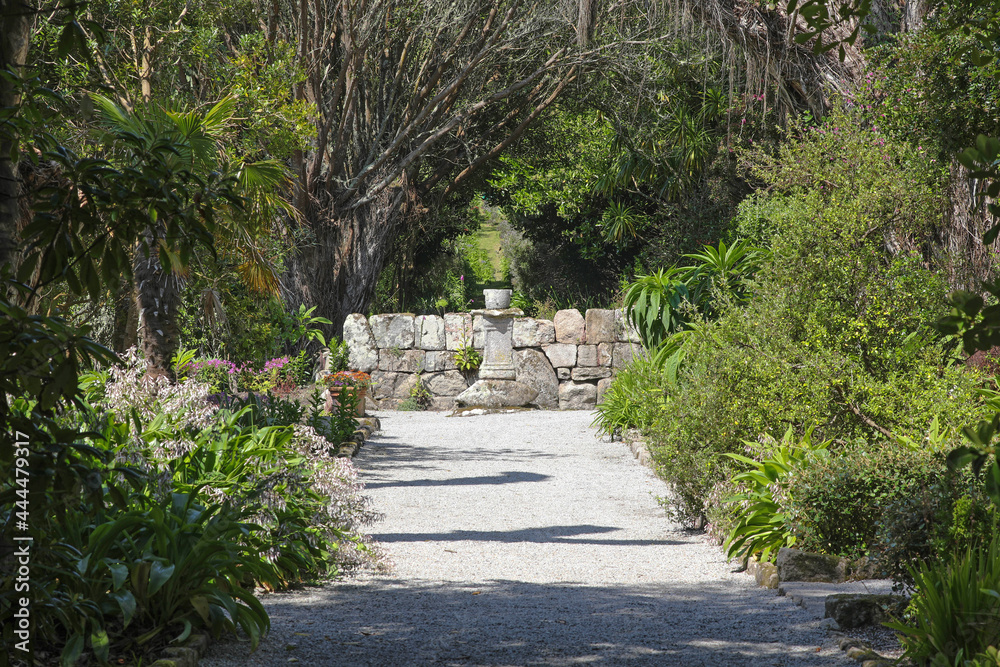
429,396,456,411
393,373,419,399
597,377,613,403
183,635,210,654
378,349,426,373
572,366,611,381
585,309,616,344
577,344,599,366
614,309,642,343
417,315,446,350
750,560,779,589
424,350,458,372
825,594,907,629
557,368,570,380
558,381,598,410
473,314,485,349
597,342,614,367
161,647,198,667
777,547,847,583
515,349,558,409
444,313,474,350
342,313,378,373
612,343,639,369
543,343,577,368
554,309,586,344
512,318,556,347
370,371,400,400
424,370,469,396
846,647,879,662
370,313,416,349
455,379,538,407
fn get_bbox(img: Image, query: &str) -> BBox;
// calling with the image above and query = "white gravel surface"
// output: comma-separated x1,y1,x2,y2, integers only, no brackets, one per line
202,410,849,666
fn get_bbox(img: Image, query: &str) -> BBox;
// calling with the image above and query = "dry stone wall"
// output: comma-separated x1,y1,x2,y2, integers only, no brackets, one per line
343,309,643,410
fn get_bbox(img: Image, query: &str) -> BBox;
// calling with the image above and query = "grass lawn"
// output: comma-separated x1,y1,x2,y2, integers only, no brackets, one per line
475,222,504,281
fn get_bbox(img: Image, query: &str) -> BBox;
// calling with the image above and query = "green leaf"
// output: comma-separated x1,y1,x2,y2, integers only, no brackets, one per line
147,560,175,596
948,445,980,470
57,22,81,60
61,634,85,666
77,553,91,574
111,590,137,627
107,561,128,590
172,619,193,645
985,223,1000,246
958,148,981,170
90,628,110,662
986,461,1000,505
189,595,212,623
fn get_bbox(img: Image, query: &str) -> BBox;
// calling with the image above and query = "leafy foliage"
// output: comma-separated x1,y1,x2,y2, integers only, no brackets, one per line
781,442,942,560
723,428,831,564
622,239,762,349
644,112,985,523
888,533,1000,667
453,339,483,373
592,351,669,435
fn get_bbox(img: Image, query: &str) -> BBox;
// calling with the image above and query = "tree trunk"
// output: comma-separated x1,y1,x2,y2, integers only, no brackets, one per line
577,0,593,47
902,0,928,32
286,189,404,339
134,234,182,380
0,0,33,269
110,279,140,353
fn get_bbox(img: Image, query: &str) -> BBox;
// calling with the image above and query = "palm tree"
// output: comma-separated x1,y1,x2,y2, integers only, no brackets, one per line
91,95,292,379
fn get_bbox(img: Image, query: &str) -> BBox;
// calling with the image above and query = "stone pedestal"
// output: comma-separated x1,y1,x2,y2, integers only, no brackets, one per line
454,289,538,408
476,309,519,380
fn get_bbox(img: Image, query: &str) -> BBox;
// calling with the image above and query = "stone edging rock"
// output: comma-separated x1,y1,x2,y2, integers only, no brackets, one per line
333,417,382,458
832,635,897,666
149,633,211,667
617,428,653,468
745,557,780,589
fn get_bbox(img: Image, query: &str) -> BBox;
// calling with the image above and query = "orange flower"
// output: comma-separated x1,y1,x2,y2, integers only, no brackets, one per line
323,370,372,389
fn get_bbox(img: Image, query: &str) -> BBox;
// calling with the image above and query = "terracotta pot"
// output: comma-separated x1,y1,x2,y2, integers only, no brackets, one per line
325,386,367,416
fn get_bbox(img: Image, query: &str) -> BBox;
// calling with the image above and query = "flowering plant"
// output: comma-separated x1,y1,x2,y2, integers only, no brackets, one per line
322,370,372,389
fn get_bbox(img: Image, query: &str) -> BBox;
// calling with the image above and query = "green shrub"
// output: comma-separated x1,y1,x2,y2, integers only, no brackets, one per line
889,533,1000,667
875,474,996,587
453,339,483,372
304,386,358,446
723,428,831,564
622,239,762,349
644,111,988,523
8,353,382,664
216,390,306,429
782,442,942,560
89,494,268,651
593,351,668,434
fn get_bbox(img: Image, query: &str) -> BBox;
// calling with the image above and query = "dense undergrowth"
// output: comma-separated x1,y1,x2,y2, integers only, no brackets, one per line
596,104,1000,665
2,349,381,665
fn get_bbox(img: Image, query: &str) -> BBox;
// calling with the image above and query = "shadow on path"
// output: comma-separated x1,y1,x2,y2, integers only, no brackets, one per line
206,578,838,666
365,471,550,489
373,523,684,547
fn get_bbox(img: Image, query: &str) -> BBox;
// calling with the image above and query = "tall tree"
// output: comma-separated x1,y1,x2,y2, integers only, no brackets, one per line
263,0,661,334
0,0,33,268
87,96,291,378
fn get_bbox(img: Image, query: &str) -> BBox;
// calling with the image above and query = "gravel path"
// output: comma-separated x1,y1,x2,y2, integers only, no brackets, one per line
202,410,848,666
